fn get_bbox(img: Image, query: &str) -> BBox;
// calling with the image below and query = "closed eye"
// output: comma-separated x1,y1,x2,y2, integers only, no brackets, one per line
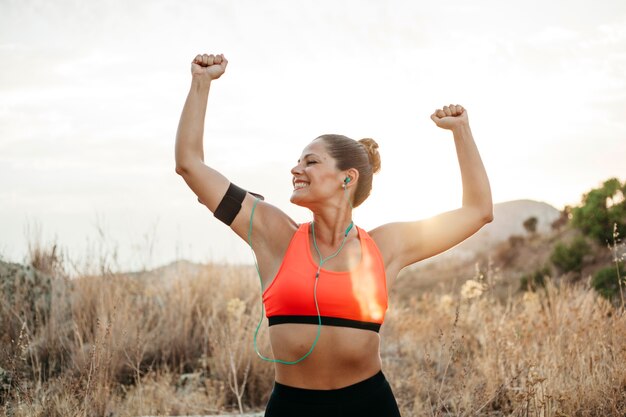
306,160,318,165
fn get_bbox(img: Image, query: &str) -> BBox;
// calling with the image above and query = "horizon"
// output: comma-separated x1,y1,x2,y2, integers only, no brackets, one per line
0,194,604,276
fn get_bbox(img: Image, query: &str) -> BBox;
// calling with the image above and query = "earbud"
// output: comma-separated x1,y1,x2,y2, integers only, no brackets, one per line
343,177,354,209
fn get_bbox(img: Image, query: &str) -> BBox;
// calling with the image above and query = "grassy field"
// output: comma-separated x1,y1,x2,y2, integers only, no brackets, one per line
1,231,625,417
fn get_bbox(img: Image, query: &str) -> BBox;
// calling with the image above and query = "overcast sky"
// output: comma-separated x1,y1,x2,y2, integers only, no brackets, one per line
1,0,624,274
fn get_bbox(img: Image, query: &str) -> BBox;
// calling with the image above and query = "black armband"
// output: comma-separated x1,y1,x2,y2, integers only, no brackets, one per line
213,182,264,226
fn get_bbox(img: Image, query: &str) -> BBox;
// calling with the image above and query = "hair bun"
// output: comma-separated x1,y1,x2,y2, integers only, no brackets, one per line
358,138,381,174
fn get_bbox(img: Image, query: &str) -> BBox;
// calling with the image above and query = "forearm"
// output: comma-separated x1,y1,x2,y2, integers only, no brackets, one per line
175,77,212,168
451,123,493,215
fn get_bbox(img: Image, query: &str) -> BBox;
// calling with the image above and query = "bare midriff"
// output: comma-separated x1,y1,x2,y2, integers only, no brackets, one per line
268,323,382,389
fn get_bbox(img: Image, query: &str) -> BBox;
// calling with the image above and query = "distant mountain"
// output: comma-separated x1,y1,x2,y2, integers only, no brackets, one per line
121,258,257,287
428,199,562,262
123,259,202,280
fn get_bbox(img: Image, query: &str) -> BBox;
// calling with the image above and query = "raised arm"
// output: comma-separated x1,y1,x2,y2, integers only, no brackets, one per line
370,105,493,275
175,53,229,205
174,54,296,253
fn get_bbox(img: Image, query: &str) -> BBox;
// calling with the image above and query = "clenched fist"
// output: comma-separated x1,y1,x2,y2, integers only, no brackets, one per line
191,53,228,81
430,104,468,130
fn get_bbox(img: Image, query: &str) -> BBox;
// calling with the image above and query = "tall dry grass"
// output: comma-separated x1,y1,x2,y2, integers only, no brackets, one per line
1,235,274,416
1,233,625,416
383,279,626,416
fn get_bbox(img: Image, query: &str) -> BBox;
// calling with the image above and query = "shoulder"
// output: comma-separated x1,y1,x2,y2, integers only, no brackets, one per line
229,195,298,254
358,225,386,265
366,223,407,279
367,222,402,253
252,197,300,246
366,223,395,265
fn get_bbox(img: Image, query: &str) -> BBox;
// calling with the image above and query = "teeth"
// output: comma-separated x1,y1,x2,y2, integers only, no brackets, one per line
294,182,309,190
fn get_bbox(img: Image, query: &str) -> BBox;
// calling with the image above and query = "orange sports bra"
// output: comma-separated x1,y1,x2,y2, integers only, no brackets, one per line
262,222,388,332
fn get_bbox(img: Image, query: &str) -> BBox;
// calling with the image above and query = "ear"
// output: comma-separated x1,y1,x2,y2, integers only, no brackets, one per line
344,168,359,187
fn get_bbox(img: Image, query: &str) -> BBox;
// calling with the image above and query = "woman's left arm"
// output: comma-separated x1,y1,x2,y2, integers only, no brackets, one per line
370,104,493,272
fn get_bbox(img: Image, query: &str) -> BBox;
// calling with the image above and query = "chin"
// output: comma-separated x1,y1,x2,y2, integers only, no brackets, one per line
289,194,305,206
290,192,313,208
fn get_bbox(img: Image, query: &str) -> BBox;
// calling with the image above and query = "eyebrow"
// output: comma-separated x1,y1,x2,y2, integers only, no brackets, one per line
297,153,318,163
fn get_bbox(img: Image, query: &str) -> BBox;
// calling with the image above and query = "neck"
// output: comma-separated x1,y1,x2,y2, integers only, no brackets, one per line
310,206,354,246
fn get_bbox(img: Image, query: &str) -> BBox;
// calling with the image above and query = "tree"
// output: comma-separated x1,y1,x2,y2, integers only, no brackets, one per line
551,205,571,231
571,178,626,245
523,216,538,234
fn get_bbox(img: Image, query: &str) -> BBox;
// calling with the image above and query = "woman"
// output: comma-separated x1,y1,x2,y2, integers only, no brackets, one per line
175,53,493,417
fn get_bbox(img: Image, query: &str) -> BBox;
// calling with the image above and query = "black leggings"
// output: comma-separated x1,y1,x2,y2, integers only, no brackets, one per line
264,370,402,417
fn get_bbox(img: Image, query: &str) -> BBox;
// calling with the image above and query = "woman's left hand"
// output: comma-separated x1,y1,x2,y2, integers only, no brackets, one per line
430,104,468,130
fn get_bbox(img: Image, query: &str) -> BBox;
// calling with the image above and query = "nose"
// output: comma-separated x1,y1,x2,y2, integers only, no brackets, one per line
291,163,303,176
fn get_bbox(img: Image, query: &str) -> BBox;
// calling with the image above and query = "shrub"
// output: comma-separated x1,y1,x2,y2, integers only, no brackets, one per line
571,178,626,245
592,262,625,300
508,235,525,248
550,236,591,274
519,266,552,292
523,216,538,234
551,206,571,231
493,235,524,267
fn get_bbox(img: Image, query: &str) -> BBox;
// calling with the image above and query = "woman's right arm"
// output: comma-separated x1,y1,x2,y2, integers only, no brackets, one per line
175,53,228,208
174,54,296,255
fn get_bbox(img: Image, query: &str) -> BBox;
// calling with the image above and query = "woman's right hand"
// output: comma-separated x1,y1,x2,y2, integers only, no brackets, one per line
191,53,228,80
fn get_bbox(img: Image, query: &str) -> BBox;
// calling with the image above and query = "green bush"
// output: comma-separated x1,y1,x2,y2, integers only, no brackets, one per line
571,178,626,245
592,262,625,300
519,266,552,292
550,236,591,274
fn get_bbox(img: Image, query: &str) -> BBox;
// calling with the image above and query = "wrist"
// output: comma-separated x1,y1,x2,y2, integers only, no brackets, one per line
191,75,212,91
451,121,471,135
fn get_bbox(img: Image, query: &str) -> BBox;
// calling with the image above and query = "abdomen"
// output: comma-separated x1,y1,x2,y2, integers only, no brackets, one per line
268,324,382,389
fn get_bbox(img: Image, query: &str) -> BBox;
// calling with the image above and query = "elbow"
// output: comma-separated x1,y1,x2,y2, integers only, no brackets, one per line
175,156,203,176
175,165,186,176
175,164,189,176
467,204,494,224
175,158,199,176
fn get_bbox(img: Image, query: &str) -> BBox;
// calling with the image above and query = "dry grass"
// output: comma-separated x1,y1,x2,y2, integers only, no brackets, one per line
1,235,274,416
1,231,625,417
382,281,626,416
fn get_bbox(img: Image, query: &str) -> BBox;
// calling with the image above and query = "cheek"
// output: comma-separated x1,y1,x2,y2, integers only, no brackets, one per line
309,169,334,182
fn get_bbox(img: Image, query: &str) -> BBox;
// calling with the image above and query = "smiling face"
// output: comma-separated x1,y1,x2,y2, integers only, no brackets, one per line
290,139,346,208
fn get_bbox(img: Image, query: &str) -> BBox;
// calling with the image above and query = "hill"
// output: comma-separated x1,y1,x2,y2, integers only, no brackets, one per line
394,216,624,301
426,199,562,263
